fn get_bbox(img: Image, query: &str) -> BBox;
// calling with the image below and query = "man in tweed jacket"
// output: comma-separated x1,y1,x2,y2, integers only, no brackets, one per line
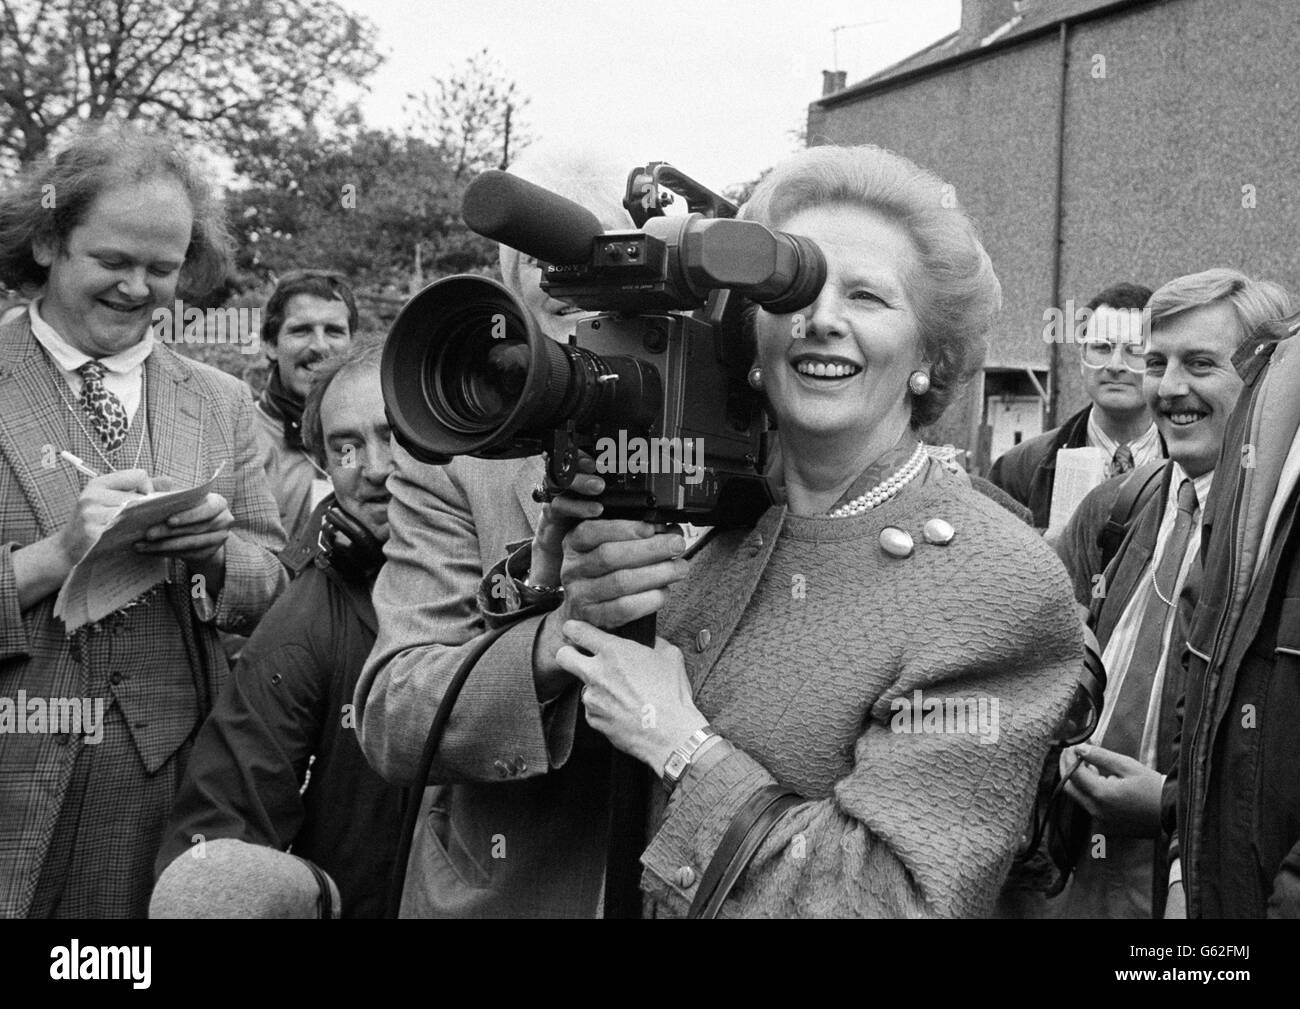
0,126,285,917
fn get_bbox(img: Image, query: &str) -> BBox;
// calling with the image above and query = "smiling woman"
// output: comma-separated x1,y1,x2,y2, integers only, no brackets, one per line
517,145,1089,917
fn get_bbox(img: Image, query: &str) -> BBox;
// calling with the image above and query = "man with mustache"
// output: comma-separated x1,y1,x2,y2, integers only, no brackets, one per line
152,340,403,918
991,283,1162,530
1047,269,1290,918
253,271,357,544
1166,306,1300,918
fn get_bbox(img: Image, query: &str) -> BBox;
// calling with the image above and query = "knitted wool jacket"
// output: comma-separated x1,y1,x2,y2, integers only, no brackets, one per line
641,461,1082,917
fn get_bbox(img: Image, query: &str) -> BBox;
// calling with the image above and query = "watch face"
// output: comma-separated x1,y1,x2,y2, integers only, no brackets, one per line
664,753,689,781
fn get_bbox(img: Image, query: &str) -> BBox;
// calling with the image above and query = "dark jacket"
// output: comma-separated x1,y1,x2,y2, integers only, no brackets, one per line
989,406,1093,528
156,550,404,918
1168,334,1300,919
1056,462,1192,916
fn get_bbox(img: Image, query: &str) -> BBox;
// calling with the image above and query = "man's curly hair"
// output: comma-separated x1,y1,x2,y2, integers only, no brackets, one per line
0,121,232,297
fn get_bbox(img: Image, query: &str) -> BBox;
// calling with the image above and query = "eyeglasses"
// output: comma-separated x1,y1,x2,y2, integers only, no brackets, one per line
1081,339,1146,374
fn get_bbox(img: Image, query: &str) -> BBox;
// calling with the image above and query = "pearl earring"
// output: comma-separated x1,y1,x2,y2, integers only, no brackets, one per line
747,366,764,390
908,370,931,396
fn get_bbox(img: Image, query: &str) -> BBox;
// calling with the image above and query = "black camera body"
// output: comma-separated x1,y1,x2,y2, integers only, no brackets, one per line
381,163,826,525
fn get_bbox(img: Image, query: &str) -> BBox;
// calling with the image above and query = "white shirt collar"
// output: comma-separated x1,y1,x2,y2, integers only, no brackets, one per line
1086,409,1161,459
29,299,155,375
1168,460,1215,519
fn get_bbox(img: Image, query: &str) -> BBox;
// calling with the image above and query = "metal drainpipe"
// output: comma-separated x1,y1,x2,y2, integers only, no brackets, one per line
1047,21,1069,428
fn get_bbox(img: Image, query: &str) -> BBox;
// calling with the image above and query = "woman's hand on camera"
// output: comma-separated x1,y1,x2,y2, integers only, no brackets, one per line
555,619,707,772
532,519,690,699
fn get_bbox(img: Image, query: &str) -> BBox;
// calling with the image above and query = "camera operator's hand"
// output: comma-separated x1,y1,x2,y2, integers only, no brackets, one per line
532,519,690,699
527,454,605,589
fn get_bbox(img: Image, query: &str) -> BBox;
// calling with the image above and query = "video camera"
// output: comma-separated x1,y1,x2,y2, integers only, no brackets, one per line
381,162,827,525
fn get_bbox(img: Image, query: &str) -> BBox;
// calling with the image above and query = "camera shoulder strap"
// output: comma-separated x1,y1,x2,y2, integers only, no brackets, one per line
1098,460,1167,571
385,623,514,918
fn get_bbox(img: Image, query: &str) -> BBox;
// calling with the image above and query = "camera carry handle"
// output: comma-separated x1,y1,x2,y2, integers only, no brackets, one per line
623,162,738,228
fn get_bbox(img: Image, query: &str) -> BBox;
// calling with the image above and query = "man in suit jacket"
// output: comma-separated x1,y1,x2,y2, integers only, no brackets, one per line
990,283,1162,530
0,125,285,917
355,450,618,916
1049,268,1290,918
354,145,697,916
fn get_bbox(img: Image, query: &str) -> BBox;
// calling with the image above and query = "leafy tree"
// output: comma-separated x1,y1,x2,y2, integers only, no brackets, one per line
228,126,497,296
405,48,532,179
0,0,381,171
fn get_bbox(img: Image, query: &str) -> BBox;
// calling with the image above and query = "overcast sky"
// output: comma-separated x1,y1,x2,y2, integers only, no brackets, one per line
338,0,961,193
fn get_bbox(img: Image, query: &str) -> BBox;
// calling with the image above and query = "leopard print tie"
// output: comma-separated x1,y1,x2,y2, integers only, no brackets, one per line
77,360,129,452
1110,442,1134,477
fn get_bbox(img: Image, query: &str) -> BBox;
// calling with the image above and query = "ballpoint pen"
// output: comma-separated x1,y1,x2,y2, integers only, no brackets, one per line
59,450,100,479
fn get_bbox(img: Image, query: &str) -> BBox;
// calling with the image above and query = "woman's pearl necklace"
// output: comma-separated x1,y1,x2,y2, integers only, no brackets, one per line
826,442,929,518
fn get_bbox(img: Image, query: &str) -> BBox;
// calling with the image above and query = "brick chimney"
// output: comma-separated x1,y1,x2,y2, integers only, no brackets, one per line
962,0,1022,45
821,69,847,96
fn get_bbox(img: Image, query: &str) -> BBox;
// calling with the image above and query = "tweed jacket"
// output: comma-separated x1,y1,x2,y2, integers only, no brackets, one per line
0,316,287,917
354,448,611,918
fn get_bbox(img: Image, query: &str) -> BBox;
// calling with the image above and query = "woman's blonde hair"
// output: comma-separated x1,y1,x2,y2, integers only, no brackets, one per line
742,144,1001,428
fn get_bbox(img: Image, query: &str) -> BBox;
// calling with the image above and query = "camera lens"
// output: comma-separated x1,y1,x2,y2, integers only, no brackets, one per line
425,303,532,436
382,275,660,463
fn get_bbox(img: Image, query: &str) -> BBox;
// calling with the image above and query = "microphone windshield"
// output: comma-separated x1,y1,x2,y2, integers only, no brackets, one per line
462,170,605,265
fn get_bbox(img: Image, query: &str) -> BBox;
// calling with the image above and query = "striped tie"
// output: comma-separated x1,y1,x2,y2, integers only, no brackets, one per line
1102,478,1198,759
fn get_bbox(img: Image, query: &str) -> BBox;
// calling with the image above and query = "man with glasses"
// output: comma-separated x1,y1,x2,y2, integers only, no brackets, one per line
992,283,1162,530
1044,269,1290,918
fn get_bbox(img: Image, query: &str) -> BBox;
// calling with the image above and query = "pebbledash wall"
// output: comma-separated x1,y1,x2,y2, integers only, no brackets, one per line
807,0,1300,472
